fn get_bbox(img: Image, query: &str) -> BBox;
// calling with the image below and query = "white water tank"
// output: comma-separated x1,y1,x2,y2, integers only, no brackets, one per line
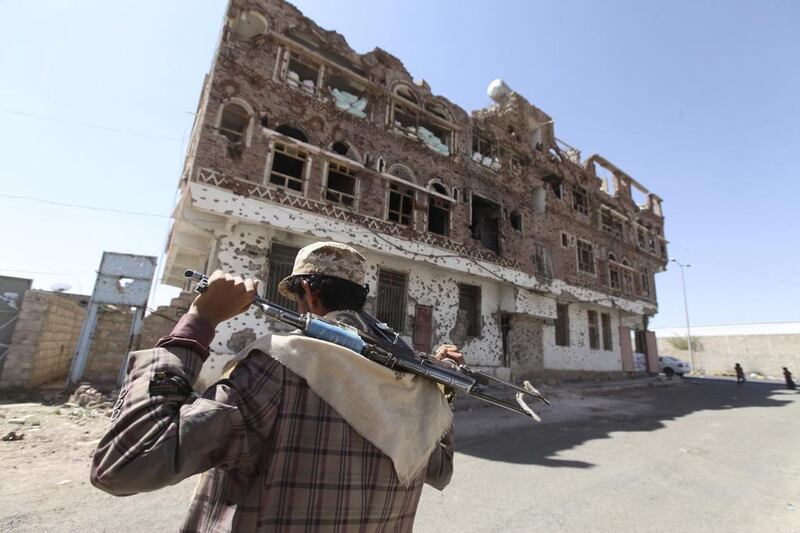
487,79,512,104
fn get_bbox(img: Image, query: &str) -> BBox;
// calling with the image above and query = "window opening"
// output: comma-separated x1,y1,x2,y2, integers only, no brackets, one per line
264,243,300,310
532,244,553,280
601,209,625,239
555,303,570,346
588,310,600,350
388,165,415,183
286,50,319,95
601,313,613,350
641,268,651,297
376,270,407,331
269,143,307,192
577,239,595,274
573,185,588,215
275,124,308,143
510,211,522,231
325,162,357,207
561,232,570,248
427,196,450,236
387,183,414,226
471,195,502,254
472,133,500,170
458,284,481,337
542,174,563,199
326,72,368,118
219,103,249,143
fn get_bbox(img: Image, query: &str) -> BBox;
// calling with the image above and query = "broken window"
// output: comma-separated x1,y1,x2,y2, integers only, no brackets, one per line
555,303,570,347
472,133,501,170
391,92,451,155
588,310,600,350
471,195,502,254
275,124,308,143
264,243,300,310
427,185,450,236
609,262,621,290
330,141,360,162
326,71,368,118
542,174,563,199
621,264,634,294
641,268,651,297
510,211,522,231
325,162,357,207
576,239,595,274
269,143,307,192
426,102,452,122
637,227,647,249
532,244,553,280
601,208,625,240
219,103,250,143
285,50,320,95
458,284,481,337
387,183,414,226
572,185,588,215
376,269,407,332
659,241,667,259
601,313,613,350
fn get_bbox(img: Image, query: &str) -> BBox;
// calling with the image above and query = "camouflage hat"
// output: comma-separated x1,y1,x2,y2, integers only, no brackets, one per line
278,241,367,299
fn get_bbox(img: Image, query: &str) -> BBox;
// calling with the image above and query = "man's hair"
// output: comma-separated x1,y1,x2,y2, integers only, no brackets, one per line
284,274,368,312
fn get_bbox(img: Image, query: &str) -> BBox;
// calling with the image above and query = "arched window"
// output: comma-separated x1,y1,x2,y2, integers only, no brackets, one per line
329,141,361,162
231,11,267,41
394,84,418,104
219,103,250,143
426,101,453,122
388,164,416,183
429,181,448,195
275,124,309,143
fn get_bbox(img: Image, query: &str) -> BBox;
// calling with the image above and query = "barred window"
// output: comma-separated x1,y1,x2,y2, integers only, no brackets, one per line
325,162,357,207
264,243,300,310
388,183,414,226
555,303,570,347
269,143,307,192
601,312,613,350
458,284,481,337
588,310,599,350
577,239,595,274
376,269,407,332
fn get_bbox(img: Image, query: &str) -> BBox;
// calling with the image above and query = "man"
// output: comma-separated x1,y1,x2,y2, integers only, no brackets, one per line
91,241,461,532
735,363,746,384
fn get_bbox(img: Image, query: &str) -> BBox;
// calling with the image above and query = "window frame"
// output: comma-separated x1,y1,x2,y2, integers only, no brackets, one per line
555,303,570,347
268,142,309,193
601,312,613,350
572,185,589,215
387,182,415,227
576,239,596,275
324,161,358,208
457,283,482,338
588,310,600,350
376,269,408,332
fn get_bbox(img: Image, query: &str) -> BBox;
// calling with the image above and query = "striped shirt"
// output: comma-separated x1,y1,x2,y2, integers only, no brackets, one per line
90,314,454,532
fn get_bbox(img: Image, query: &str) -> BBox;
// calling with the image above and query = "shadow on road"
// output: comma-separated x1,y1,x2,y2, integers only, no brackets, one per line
455,378,798,469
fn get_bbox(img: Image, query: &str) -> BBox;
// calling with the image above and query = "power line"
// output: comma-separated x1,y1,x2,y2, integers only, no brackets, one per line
0,193,170,219
0,108,181,142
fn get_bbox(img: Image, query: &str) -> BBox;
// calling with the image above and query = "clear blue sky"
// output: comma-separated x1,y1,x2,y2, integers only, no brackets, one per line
1,0,798,328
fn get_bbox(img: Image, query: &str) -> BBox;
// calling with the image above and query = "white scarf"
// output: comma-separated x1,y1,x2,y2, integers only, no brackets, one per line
235,332,453,486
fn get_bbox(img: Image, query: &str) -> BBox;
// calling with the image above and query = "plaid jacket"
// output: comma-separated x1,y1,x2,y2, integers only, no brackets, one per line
91,315,454,532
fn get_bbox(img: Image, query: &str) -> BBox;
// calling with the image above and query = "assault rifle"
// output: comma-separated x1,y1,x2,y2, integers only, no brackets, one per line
185,270,550,420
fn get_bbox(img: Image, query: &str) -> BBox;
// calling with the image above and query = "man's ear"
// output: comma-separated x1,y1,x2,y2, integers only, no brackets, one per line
302,280,319,307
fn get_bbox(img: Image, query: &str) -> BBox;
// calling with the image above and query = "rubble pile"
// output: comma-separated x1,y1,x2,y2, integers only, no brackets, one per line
68,383,116,411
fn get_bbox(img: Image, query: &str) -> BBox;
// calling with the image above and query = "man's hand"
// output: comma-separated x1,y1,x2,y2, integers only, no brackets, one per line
433,344,464,366
187,270,259,327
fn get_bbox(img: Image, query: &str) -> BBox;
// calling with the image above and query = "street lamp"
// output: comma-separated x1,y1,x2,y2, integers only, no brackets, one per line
670,259,694,372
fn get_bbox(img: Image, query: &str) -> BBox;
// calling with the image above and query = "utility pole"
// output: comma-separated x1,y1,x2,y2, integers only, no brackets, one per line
670,259,694,372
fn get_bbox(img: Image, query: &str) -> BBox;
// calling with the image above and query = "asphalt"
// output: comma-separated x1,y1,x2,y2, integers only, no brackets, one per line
415,377,800,532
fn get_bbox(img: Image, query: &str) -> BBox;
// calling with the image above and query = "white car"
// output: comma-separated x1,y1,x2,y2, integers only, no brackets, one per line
659,355,690,377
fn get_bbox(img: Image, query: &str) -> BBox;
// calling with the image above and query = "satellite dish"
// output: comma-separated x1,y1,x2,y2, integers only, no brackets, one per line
50,282,72,293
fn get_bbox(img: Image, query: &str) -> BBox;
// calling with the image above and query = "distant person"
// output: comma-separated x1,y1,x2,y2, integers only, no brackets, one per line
783,367,796,390
735,363,746,384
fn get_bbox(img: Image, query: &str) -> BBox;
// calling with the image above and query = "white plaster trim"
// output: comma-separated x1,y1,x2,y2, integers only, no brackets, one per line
183,181,656,316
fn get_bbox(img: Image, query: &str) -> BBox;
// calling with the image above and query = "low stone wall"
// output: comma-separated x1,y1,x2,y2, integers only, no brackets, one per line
0,290,86,388
657,334,800,378
83,306,135,387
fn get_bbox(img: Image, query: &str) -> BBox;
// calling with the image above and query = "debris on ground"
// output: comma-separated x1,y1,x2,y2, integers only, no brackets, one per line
68,383,116,411
2,430,24,441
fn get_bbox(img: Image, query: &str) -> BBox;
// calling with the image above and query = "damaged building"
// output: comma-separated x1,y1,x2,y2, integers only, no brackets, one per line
162,0,669,381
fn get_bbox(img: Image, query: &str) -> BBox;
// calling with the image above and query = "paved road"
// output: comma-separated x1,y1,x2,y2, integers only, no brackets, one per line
415,378,800,533
2,378,798,532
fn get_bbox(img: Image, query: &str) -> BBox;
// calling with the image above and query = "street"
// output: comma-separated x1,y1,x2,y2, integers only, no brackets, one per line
1,378,798,532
